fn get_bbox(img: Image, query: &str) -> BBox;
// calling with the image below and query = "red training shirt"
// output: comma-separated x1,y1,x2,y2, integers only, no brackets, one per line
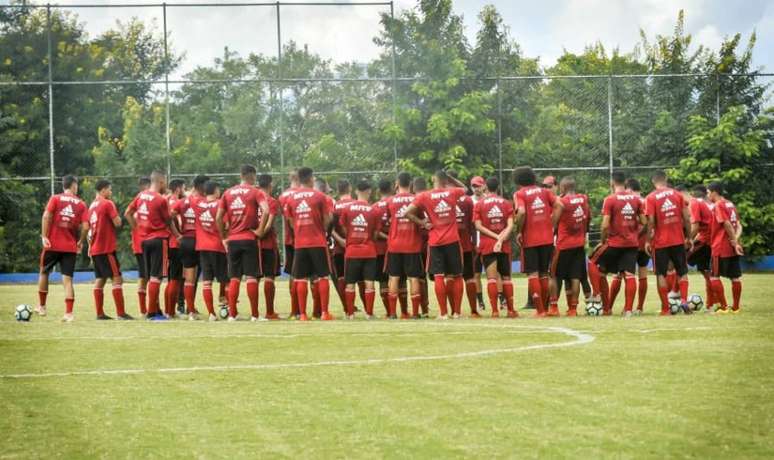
44,192,87,253
279,187,297,247
710,198,740,258
284,188,333,249
219,184,266,242
174,194,199,239
602,191,642,248
127,190,170,241
386,192,423,254
258,195,280,250
473,194,514,255
332,195,353,255
455,194,475,252
514,185,557,248
339,199,381,259
690,198,714,245
87,196,119,256
411,187,465,247
556,193,590,250
645,187,687,249
194,197,225,253
374,197,390,255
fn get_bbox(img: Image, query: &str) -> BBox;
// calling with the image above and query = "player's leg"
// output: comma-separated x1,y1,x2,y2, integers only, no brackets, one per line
566,279,580,316
398,277,409,317
653,248,672,315
312,248,333,320
709,256,728,312
36,250,55,316
284,245,298,319
291,249,312,321
729,256,743,312
226,241,244,320
105,252,129,319
199,252,216,320
428,246,449,318
143,238,165,319
636,251,650,313
181,238,198,316
608,273,622,310
135,253,147,316
164,247,182,317
671,245,691,313
463,251,478,316
333,253,347,313
263,249,279,320
547,248,561,317
58,252,77,321
93,276,108,319
242,241,261,321
474,254,485,311
443,244,464,318
484,255,501,317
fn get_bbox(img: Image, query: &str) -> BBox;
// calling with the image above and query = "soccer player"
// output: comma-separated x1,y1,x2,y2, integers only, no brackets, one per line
172,174,208,319
590,172,645,316
87,179,131,320
473,176,516,317
164,179,185,317
279,171,300,318
195,180,228,321
331,179,353,307
513,167,563,317
707,182,743,313
688,184,715,311
216,164,269,321
37,175,88,321
257,174,281,320
125,171,180,320
385,172,425,319
284,167,335,321
470,175,488,310
624,178,650,313
131,176,151,315
645,170,693,315
405,170,468,319
551,177,590,316
412,176,431,317
339,180,382,319
453,176,479,316
374,179,393,315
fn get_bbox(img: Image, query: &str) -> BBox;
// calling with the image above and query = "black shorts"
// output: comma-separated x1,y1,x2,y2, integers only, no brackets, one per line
92,252,121,279
687,242,712,272
142,238,169,279
551,247,587,280
179,237,198,269
428,242,463,276
375,254,388,283
135,253,147,279
474,253,484,274
482,252,511,277
462,251,475,279
596,245,638,274
333,252,345,279
637,250,651,268
167,247,183,280
40,250,76,277
345,257,377,284
227,239,260,279
522,244,554,274
260,248,281,277
712,255,742,279
200,251,228,283
387,252,424,278
654,244,688,277
292,247,331,279
284,245,295,275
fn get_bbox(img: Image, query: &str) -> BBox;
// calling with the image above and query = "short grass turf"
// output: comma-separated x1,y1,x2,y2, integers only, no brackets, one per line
0,273,773,459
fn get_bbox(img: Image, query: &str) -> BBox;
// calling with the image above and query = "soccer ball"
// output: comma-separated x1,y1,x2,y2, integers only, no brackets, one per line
218,304,229,319
668,296,682,315
15,304,32,322
688,293,704,311
585,300,603,316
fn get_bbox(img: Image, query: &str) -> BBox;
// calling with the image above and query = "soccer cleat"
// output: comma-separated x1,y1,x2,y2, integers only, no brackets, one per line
299,313,309,322
265,313,281,321
547,306,560,317
730,308,741,314
566,308,577,317
345,314,355,321
715,307,729,315
149,314,168,321
623,310,633,319
633,309,642,316
659,309,671,316
469,311,481,318
602,309,612,317
387,314,398,320
680,303,693,315
61,313,74,322
491,310,500,318
321,312,334,321
188,312,199,321
117,313,134,321
506,310,519,319
96,314,113,320
400,313,410,320
227,315,238,322
208,313,218,322
436,314,450,320
451,313,461,319
250,316,260,322
533,311,547,318
35,305,47,316
365,314,376,321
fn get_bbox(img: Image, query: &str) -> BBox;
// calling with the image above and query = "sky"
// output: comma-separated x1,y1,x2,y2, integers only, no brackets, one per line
4,0,772,79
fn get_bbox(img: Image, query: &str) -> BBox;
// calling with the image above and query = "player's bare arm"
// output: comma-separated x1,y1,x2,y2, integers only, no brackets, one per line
255,201,270,238
599,214,611,249
41,210,52,248
259,208,275,240
724,220,744,255
77,221,88,253
405,204,430,229
446,174,469,192
123,205,137,230
682,204,693,250
332,228,346,247
215,207,228,247
551,199,564,226
513,207,525,245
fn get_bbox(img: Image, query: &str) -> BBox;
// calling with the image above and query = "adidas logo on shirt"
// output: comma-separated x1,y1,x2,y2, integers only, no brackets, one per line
352,213,367,227
231,196,246,210
621,202,635,216
661,198,676,212
60,204,75,218
572,206,585,218
532,197,545,209
396,205,409,218
184,208,196,219
89,212,98,224
434,200,451,214
138,203,149,215
296,200,311,213
200,210,214,223
487,206,503,218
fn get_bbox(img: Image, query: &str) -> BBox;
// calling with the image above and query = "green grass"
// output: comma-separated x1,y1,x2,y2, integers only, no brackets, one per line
0,273,773,459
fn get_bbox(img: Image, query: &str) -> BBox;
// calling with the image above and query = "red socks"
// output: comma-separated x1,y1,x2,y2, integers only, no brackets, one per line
264,278,276,316
202,282,215,315
678,278,689,303
667,271,677,293
289,280,298,316
312,280,321,318
246,278,260,318
137,287,147,315
540,276,549,308
65,297,74,314
318,278,330,315
528,276,544,313
433,275,448,316
364,288,375,316
93,288,105,316
184,282,196,314
387,292,398,317
295,279,309,317
465,280,478,313
112,285,125,316
624,275,636,312
38,290,48,307
227,278,241,318
446,276,464,315
345,289,356,316
637,277,648,311
609,276,621,309
702,271,714,307
399,289,408,315
380,288,390,315
502,280,514,312
587,261,602,296
487,279,499,312
711,278,727,309
147,279,161,315
164,279,180,316
658,284,670,314
732,280,742,310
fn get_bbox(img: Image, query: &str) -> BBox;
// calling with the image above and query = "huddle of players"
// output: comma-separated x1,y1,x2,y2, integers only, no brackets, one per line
34,164,744,321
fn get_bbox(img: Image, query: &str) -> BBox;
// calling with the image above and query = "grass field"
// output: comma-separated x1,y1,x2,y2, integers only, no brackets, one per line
1,273,773,458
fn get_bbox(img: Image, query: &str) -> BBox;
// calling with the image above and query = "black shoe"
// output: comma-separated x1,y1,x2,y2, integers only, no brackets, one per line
388,315,398,320
96,314,113,320
117,313,134,320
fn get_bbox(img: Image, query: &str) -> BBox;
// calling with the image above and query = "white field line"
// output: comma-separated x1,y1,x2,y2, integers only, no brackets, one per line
0,325,593,379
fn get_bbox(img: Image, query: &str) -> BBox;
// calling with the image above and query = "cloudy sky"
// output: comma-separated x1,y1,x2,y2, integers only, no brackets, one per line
7,0,773,78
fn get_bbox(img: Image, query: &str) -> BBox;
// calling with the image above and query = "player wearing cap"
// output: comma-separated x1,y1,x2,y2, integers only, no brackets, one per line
707,182,743,313
473,177,516,317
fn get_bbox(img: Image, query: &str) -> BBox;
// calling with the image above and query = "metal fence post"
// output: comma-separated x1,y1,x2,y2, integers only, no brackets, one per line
46,4,55,195
497,78,503,188
390,1,397,172
607,75,613,180
163,2,171,178
716,73,721,124
276,1,283,181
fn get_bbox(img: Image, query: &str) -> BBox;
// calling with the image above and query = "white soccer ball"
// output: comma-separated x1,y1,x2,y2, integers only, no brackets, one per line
668,296,682,315
688,293,704,311
218,304,230,319
585,300,603,316
668,290,681,301
15,304,32,322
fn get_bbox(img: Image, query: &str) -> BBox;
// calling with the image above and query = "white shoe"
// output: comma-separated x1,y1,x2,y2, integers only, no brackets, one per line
35,305,47,316
208,313,218,322
61,313,74,322
623,310,633,318
227,315,238,322
346,314,355,321
451,313,461,319
250,316,268,322
365,314,375,320
633,310,642,316
437,314,449,320
188,313,199,321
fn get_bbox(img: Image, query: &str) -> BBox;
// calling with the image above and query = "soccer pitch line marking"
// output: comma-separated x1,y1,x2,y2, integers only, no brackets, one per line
0,325,593,379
